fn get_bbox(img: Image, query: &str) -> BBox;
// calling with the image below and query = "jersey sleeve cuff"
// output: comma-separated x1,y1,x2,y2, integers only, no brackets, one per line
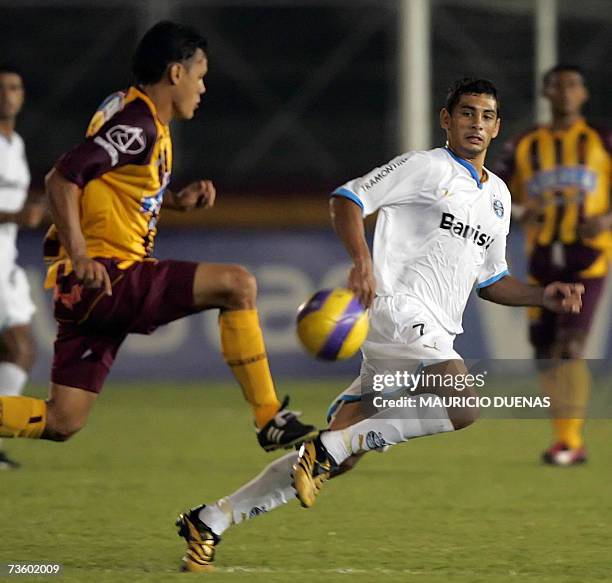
54,159,86,189
330,187,365,211
477,269,509,289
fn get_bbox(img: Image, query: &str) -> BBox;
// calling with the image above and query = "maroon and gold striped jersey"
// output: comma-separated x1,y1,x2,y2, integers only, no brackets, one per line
495,119,612,278
44,86,172,287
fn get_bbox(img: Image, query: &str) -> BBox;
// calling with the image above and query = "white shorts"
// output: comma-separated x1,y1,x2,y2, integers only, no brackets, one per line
0,265,36,331
327,295,461,422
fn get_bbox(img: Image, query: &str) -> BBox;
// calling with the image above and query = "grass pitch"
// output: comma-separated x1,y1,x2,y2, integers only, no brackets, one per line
1,381,611,583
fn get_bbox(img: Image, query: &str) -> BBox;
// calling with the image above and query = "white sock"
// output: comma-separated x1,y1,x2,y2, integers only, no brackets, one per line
0,362,28,396
320,393,455,465
0,363,29,453
199,452,297,536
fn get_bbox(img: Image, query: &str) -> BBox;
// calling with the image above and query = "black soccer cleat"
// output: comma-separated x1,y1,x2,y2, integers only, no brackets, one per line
176,505,221,573
257,395,317,452
0,451,21,470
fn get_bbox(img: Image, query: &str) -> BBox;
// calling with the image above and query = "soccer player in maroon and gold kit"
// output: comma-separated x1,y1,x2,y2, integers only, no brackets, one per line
0,21,316,452
495,64,612,465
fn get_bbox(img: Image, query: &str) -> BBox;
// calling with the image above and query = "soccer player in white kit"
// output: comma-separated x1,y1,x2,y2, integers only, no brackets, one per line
175,78,585,572
0,65,45,469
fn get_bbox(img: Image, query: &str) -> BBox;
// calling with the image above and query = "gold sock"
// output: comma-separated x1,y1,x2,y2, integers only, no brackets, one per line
219,309,280,428
0,396,47,439
552,418,584,450
540,360,589,449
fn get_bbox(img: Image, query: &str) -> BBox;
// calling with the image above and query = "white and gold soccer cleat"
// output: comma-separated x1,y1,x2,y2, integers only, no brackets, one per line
176,505,220,573
292,437,334,508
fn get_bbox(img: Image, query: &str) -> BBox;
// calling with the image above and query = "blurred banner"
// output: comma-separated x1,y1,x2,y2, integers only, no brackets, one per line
18,229,612,384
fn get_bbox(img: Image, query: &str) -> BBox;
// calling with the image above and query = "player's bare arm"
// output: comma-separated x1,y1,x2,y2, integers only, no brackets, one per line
0,201,44,228
163,179,216,211
477,274,584,314
329,196,376,308
45,167,112,295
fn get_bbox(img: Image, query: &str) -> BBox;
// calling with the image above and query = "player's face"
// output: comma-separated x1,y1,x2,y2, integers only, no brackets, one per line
543,71,588,117
440,93,500,159
0,72,25,121
172,48,208,121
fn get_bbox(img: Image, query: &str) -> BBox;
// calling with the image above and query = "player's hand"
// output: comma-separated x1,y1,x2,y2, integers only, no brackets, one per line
347,260,376,308
72,256,112,296
17,202,45,228
176,180,216,211
542,281,584,314
577,215,612,239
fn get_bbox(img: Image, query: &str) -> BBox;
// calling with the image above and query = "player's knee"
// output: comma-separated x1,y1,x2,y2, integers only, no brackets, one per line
222,265,257,309
44,409,87,442
451,407,478,430
448,391,479,430
46,421,85,442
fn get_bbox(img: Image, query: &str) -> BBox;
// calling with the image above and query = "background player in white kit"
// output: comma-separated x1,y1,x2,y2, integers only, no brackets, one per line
0,65,45,469
175,78,585,572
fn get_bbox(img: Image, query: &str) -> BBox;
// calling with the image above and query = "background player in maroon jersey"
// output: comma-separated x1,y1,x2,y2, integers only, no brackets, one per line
496,64,612,465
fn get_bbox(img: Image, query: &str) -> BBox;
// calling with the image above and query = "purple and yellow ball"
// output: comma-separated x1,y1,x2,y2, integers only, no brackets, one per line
296,288,368,361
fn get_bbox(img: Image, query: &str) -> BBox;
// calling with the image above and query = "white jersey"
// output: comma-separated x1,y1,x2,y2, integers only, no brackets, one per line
333,147,511,334
0,132,30,269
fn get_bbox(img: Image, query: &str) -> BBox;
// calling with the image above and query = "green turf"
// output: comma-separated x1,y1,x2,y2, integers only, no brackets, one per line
1,381,611,582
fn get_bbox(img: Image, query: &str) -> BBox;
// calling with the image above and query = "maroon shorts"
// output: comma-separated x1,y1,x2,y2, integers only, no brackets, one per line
528,243,601,280
51,258,199,393
528,274,606,350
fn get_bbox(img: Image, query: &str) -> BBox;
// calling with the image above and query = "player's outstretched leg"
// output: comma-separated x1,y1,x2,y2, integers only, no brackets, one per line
293,361,477,508
0,384,96,443
292,404,456,509
176,451,298,572
193,263,317,450
175,455,363,570
176,402,365,571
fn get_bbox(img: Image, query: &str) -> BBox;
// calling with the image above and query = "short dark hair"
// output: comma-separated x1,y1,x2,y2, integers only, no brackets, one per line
445,77,500,117
0,63,23,78
542,63,586,87
132,21,208,85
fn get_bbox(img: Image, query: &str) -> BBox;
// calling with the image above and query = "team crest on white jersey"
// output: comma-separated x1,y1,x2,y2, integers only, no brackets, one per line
492,198,504,218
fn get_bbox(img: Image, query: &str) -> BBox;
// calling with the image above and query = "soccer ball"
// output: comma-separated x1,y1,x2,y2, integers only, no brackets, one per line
296,288,368,360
